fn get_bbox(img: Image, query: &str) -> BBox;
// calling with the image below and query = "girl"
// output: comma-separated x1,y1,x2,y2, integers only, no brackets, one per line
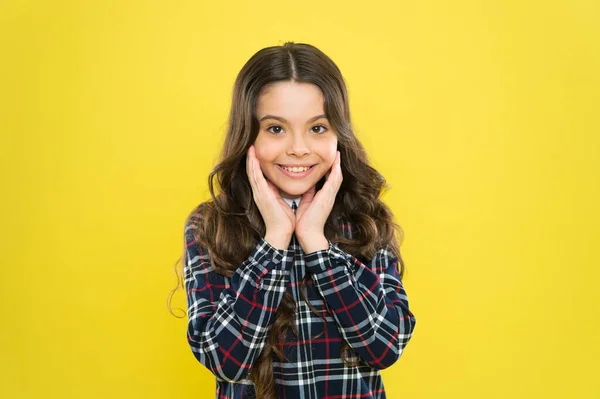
180,42,416,399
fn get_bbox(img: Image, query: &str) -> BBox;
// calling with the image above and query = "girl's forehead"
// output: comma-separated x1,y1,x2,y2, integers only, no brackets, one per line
258,81,323,101
257,82,325,120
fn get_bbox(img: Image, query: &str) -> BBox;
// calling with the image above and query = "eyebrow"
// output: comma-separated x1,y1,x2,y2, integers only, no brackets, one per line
259,114,327,123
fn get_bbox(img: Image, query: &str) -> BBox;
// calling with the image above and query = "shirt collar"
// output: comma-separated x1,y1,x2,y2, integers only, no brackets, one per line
282,195,302,208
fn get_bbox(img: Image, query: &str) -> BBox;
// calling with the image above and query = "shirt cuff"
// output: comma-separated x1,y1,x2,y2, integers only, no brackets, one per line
304,240,351,274
250,237,294,270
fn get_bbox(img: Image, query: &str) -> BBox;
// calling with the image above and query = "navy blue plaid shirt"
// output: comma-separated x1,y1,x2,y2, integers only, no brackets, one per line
184,198,416,398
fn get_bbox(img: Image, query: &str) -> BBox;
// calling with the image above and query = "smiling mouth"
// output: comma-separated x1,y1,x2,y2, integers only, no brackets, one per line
277,164,316,172
276,164,316,178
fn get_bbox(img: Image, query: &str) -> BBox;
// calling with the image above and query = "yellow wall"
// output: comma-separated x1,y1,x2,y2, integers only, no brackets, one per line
2,0,598,397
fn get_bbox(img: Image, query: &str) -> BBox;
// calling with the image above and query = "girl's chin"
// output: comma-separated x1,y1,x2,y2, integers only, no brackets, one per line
276,182,316,196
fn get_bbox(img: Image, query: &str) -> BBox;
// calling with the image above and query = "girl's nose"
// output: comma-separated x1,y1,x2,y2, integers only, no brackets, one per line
288,133,310,156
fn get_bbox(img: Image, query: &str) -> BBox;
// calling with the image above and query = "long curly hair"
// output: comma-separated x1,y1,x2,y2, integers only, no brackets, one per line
168,41,405,399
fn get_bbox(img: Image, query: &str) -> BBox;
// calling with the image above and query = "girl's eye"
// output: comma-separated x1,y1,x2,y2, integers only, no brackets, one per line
311,124,328,134
266,124,328,135
266,125,284,134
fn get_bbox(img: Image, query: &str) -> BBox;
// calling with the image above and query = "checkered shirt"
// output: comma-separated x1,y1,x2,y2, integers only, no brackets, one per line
184,200,416,398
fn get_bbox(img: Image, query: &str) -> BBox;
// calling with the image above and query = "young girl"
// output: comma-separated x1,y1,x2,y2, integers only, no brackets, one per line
181,42,416,399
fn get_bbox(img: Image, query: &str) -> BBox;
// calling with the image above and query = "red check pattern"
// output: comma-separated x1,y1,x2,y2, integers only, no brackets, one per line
184,201,416,398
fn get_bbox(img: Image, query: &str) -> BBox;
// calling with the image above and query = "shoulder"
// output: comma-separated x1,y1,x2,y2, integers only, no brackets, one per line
184,200,214,243
185,200,214,225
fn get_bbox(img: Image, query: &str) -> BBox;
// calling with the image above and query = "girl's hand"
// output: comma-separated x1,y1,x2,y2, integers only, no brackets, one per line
295,151,342,252
246,145,295,246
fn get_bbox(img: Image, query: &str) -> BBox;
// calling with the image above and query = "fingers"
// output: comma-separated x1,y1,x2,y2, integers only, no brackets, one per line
336,150,343,185
301,185,316,202
325,151,342,197
252,152,272,195
266,178,281,199
246,145,259,197
246,145,277,200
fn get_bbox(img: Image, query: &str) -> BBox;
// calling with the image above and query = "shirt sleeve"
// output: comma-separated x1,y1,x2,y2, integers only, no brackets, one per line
304,241,417,370
184,220,294,382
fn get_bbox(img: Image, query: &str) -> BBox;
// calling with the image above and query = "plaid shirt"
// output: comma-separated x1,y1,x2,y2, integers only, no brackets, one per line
185,200,416,398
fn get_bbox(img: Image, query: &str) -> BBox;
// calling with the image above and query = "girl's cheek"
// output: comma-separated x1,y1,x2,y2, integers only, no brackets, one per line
253,148,266,164
327,152,337,168
328,142,338,163
253,141,272,163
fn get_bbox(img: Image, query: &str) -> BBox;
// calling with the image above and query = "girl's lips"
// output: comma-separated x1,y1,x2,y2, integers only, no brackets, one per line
276,164,315,179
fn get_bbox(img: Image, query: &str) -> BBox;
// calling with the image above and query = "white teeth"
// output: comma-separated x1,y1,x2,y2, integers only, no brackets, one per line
281,165,310,173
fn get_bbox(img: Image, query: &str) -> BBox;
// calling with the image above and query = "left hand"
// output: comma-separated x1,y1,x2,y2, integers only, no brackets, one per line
295,151,343,252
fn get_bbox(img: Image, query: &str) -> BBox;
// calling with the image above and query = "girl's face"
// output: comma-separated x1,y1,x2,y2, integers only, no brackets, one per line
253,81,338,199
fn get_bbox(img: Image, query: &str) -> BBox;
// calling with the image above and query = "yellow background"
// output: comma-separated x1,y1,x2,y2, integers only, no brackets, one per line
2,0,599,397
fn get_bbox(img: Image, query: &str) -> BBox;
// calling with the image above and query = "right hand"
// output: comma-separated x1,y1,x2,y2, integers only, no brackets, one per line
246,145,295,244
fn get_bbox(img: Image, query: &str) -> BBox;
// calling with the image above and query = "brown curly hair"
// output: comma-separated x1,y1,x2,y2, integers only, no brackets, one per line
167,41,405,399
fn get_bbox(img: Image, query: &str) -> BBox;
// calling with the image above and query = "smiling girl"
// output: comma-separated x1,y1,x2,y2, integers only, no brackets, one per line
178,42,416,399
